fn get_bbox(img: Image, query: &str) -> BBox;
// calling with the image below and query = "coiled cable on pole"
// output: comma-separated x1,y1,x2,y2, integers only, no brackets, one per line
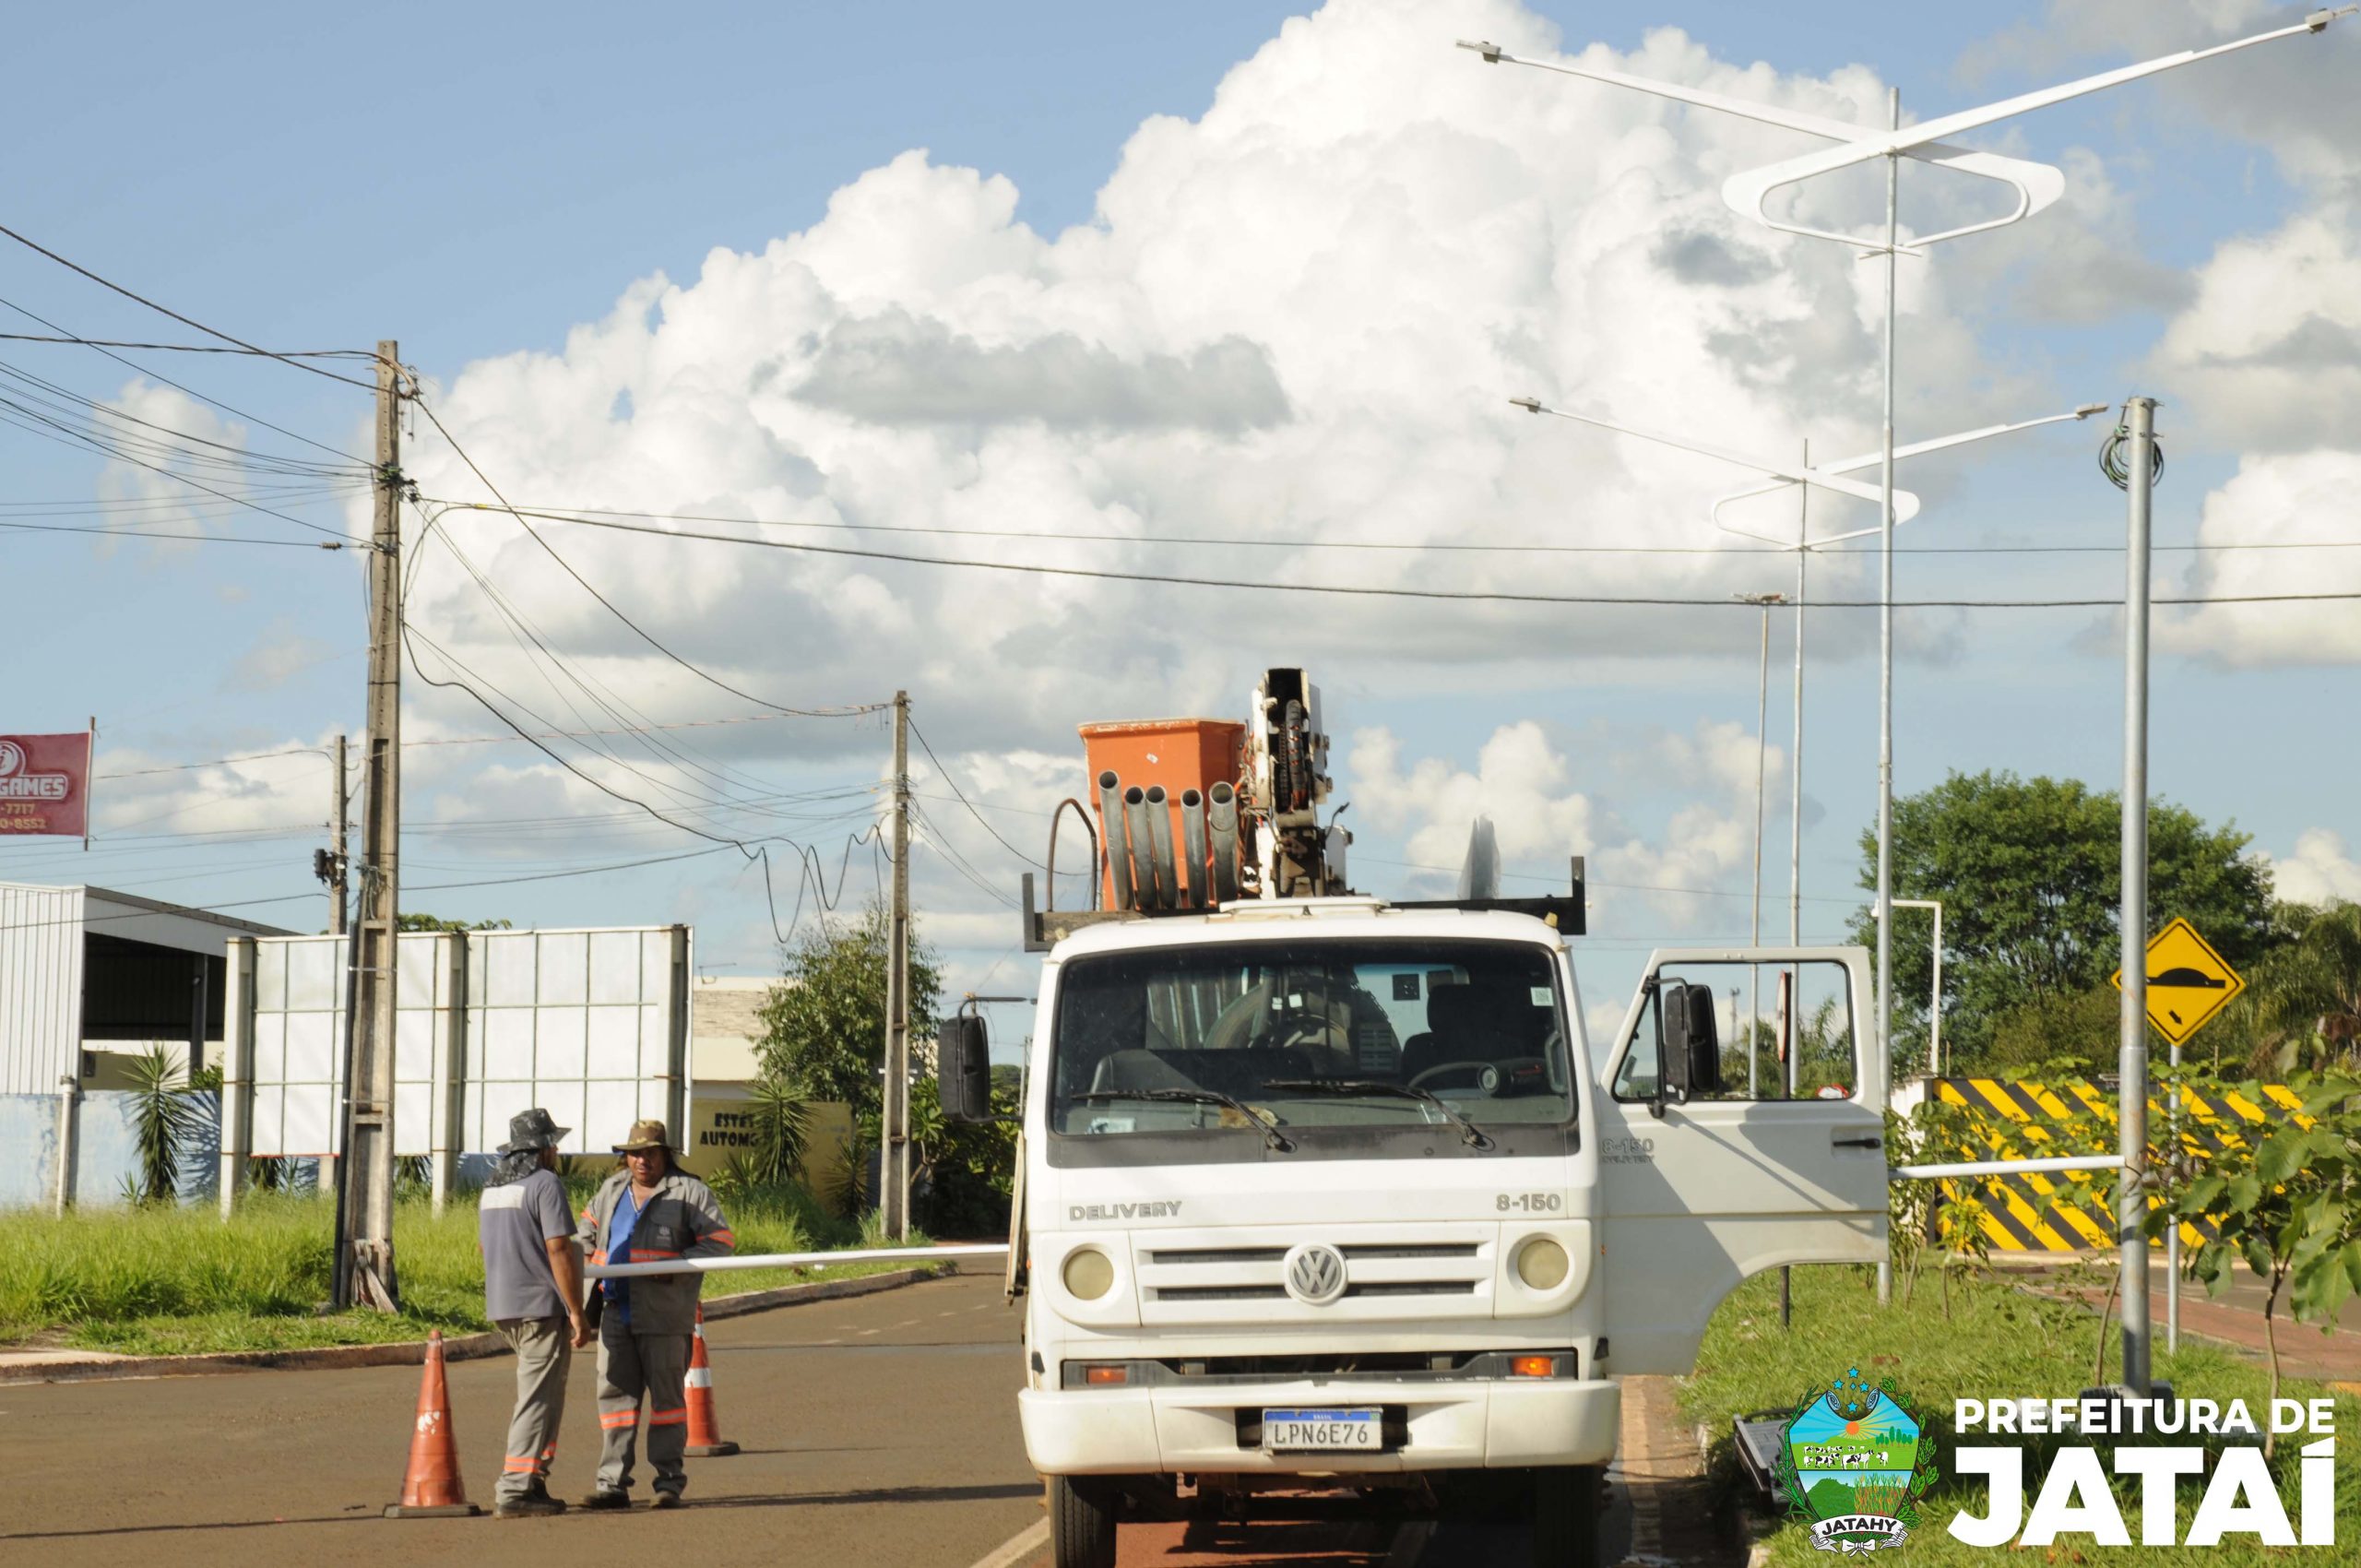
2100,414,2165,492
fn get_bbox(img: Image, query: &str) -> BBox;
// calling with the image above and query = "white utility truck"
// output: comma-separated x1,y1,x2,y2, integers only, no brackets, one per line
935,671,1888,1567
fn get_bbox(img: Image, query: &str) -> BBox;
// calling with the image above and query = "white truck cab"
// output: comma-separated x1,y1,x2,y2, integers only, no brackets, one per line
940,893,1887,1568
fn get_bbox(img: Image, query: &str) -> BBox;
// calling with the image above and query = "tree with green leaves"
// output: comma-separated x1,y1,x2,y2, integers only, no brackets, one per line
1853,772,2271,1073
2225,900,2361,1076
395,913,514,932
2152,1068,2361,1456
754,902,942,1120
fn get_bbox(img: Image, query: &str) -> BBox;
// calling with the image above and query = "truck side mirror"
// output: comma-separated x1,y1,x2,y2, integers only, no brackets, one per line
1660,981,1723,1100
937,1016,991,1123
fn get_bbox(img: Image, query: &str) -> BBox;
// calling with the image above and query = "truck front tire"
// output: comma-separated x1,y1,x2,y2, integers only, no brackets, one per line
1050,1475,1120,1568
1530,1465,1603,1568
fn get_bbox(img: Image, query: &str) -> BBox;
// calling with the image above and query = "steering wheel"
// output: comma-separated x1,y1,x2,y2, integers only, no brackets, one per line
1264,1008,1340,1051
1408,1060,1501,1096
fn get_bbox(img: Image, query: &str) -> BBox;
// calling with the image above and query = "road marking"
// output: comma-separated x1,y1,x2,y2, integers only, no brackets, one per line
858,1328,880,1336
964,1518,1048,1568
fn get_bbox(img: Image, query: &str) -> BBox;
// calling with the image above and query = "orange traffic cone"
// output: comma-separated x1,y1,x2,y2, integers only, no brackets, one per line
683,1307,739,1457
385,1329,482,1517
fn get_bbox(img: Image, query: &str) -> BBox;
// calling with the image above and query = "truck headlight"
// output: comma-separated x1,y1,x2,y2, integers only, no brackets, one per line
1515,1237,1571,1290
1062,1247,1117,1301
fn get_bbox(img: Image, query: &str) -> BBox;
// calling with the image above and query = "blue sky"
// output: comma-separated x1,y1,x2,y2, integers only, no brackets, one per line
4,1,2356,1058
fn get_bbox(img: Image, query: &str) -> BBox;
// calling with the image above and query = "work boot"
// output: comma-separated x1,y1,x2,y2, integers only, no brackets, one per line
578,1488,632,1511
649,1491,684,1510
496,1490,567,1519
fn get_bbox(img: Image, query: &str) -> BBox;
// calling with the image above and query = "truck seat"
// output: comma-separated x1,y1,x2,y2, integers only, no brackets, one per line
1398,983,1522,1084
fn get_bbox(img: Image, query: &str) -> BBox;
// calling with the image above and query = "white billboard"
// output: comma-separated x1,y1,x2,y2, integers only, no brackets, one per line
222,926,688,1200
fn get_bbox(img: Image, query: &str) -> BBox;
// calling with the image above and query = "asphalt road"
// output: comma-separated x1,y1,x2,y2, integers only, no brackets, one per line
0,1272,1721,1568
0,1271,1040,1567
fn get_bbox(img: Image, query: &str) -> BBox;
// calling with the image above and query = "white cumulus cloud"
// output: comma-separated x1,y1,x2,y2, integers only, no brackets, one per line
2267,828,2361,907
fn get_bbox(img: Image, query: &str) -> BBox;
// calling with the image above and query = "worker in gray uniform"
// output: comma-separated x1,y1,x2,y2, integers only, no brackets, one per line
576,1119,735,1510
478,1107,591,1518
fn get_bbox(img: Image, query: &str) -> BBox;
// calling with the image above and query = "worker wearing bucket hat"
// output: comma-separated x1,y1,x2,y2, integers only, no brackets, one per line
480,1107,588,1517
575,1119,735,1510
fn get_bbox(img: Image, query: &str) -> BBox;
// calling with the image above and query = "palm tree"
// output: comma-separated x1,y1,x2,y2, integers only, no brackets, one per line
124,1045,208,1205
2237,901,2361,1075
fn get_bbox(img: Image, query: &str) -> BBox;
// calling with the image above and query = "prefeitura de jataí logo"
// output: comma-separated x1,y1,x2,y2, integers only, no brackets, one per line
1775,1367,1939,1554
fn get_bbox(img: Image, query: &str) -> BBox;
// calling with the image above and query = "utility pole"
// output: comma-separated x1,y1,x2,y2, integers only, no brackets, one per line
2117,398,2158,1396
883,690,913,1242
337,339,403,1313
1873,91,1900,1312
329,733,349,937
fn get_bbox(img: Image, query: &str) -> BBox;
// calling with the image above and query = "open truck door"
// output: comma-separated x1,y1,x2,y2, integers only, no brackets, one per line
1595,947,1886,1374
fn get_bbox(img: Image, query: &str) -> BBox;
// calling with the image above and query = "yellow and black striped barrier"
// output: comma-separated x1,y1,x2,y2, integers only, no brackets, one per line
1928,1076,2310,1253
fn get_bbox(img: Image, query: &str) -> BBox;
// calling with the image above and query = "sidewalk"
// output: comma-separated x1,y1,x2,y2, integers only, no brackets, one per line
2001,1253,2361,1385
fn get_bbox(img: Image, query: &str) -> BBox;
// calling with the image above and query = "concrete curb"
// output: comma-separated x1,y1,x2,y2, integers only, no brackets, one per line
0,1265,955,1385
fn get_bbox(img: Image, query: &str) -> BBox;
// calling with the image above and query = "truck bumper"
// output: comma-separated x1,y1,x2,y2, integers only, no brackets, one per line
1020,1376,1619,1476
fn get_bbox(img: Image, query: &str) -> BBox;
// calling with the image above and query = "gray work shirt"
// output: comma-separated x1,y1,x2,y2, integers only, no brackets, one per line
480,1166,575,1322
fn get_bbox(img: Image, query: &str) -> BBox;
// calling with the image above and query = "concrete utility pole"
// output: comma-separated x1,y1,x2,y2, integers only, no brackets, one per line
2118,397,2158,1396
329,732,349,937
883,691,913,1242
337,340,403,1313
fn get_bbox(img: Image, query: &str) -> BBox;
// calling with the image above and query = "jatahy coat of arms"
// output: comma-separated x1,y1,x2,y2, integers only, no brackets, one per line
1774,1367,1939,1554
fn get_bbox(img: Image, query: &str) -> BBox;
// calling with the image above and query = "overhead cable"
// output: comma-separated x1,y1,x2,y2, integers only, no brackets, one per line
441,506,2361,611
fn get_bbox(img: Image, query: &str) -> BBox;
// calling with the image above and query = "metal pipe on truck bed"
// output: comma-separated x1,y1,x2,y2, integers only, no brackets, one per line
1180,789,1209,909
1098,769,1134,910
1122,786,1160,910
1208,780,1240,902
1144,785,1179,910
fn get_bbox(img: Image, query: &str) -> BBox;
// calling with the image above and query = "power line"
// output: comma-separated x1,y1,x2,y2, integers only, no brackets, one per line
0,222,379,390
0,518,352,550
409,408,884,719
907,718,1048,871
0,292,368,464
0,331,377,360
422,505,2361,611
437,497,2360,559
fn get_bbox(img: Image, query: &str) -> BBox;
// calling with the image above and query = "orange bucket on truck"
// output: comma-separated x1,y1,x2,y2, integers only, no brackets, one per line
1081,719,1244,911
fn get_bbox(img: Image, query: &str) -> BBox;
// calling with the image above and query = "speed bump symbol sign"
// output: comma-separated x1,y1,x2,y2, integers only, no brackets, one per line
2111,917,2245,1045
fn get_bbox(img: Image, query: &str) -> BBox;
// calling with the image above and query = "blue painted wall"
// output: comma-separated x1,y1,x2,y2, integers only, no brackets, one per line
0,1090,221,1210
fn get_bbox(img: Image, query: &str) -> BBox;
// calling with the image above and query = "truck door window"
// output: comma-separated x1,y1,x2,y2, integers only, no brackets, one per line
1611,959,1858,1103
1050,939,1574,1144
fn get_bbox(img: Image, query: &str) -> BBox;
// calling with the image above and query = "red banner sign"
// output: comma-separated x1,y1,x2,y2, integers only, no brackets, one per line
0,731,92,837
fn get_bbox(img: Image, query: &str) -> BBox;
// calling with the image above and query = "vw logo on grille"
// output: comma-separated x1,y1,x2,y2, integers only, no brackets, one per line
1282,1243,1348,1306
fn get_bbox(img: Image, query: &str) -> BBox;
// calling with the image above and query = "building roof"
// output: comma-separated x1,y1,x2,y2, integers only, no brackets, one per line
0,882,297,938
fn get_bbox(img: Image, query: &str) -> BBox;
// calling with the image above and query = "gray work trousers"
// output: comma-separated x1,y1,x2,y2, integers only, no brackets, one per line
595,1314,693,1496
494,1316,572,1502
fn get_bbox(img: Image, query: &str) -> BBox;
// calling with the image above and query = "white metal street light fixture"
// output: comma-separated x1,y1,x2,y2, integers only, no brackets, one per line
1472,19,2350,1257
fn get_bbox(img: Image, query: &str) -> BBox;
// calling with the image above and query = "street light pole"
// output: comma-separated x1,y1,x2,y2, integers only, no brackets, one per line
1875,98,1901,1273
2115,397,2159,1396
1736,590,1786,1098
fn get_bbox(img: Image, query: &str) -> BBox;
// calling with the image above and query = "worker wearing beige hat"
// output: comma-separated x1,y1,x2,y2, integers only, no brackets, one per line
575,1119,735,1510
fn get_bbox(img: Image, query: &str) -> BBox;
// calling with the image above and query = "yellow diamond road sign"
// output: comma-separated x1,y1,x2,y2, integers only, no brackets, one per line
2111,917,2245,1045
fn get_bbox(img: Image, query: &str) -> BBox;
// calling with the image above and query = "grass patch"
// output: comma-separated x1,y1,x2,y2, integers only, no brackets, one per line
0,1181,940,1356
1681,1265,2360,1563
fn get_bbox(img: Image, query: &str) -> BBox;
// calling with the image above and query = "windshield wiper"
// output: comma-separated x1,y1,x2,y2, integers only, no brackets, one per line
1074,1088,1295,1152
1260,1078,1497,1152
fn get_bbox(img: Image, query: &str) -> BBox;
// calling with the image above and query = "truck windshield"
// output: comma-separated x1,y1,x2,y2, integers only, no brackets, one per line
1050,938,1572,1143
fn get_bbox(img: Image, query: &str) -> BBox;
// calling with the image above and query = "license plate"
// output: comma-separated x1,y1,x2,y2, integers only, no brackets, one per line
1262,1408,1382,1453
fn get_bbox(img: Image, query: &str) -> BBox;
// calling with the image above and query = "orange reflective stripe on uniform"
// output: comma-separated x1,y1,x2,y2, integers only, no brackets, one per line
706,1229,736,1244
648,1407,688,1427
599,1409,640,1430
504,1455,542,1473
631,1248,682,1259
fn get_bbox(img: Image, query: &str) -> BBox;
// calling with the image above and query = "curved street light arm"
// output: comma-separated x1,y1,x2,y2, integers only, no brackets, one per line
1513,397,1920,520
